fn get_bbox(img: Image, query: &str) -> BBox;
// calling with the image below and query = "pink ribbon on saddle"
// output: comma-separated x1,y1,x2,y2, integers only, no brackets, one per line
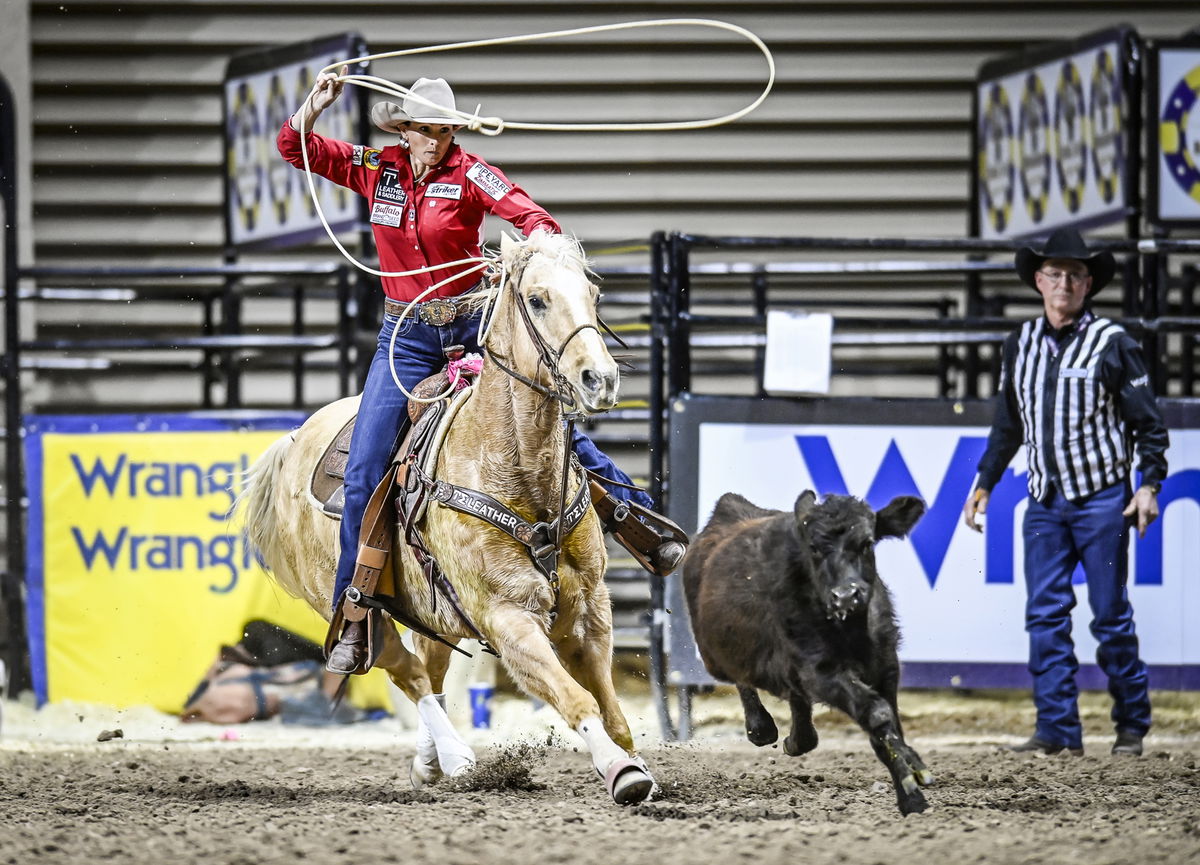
447,353,484,391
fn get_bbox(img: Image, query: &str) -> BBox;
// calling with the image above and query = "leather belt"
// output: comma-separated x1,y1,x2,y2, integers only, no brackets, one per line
384,294,477,327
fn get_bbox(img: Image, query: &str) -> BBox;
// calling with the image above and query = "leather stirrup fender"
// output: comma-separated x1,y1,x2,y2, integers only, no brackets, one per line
589,480,689,577
324,463,401,675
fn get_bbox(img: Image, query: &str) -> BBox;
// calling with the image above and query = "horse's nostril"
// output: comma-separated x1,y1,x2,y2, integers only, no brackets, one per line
582,369,602,393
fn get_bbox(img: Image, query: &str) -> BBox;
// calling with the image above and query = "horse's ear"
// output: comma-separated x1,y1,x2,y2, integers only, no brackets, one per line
500,232,518,258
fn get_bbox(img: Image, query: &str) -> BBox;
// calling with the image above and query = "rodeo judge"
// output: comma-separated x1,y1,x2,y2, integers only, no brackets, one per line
277,70,687,675
963,227,1168,758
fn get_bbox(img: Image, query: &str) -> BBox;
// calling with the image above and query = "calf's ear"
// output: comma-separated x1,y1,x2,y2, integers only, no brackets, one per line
793,490,817,526
874,495,926,539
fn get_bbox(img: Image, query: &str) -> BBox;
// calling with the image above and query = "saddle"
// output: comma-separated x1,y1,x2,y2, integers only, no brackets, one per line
309,364,471,519
319,351,485,674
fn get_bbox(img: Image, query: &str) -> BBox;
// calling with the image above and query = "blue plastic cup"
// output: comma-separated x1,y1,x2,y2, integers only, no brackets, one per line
468,682,493,729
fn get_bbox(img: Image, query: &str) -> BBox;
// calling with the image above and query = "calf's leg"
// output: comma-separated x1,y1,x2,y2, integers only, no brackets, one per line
783,692,819,756
737,686,779,746
876,667,934,787
819,672,928,816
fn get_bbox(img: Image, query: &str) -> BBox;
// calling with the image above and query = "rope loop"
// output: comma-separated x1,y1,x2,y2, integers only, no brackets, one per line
292,19,774,400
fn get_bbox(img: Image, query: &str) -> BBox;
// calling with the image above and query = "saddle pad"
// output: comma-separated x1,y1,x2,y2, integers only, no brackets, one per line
410,384,476,525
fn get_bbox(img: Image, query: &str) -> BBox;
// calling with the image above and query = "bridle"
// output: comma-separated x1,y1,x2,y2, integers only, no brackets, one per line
470,248,621,609
481,248,620,414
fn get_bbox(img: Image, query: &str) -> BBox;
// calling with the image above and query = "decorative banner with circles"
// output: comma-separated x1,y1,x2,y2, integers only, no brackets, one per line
975,28,1135,240
223,33,368,249
1150,42,1200,228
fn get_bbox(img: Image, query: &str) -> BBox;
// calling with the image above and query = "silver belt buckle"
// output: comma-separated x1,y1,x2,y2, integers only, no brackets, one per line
419,298,457,326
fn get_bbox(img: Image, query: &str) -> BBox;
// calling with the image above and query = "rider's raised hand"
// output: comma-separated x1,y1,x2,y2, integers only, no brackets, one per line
310,65,348,112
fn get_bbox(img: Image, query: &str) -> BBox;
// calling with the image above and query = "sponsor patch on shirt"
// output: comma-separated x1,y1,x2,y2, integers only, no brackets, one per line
375,166,407,205
1060,367,1090,379
351,144,364,166
364,149,382,170
426,183,462,200
1131,374,1149,388
370,202,403,227
466,162,511,201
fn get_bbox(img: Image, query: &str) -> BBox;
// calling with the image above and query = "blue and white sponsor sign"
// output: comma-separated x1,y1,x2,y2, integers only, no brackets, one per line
666,395,1200,689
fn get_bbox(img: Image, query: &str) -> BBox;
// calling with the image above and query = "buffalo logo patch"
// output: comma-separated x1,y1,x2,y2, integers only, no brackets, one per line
370,202,403,227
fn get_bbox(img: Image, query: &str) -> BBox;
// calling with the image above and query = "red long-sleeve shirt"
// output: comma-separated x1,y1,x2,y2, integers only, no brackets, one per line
277,122,560,300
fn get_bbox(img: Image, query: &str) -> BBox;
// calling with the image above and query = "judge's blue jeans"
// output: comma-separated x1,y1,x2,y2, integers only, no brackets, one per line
333,308,651,610
1022,482,1151,748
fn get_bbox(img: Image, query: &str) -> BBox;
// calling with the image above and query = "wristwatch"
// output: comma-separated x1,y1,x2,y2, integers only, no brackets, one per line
1142,481,1162,495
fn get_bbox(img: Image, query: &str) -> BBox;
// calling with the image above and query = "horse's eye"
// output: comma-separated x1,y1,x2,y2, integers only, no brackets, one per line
527,295,547,312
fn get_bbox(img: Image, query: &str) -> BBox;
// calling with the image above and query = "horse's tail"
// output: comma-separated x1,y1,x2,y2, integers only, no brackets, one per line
234,431,295,584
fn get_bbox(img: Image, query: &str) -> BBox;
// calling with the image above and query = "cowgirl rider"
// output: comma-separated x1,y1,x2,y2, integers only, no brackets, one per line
278,71,686,674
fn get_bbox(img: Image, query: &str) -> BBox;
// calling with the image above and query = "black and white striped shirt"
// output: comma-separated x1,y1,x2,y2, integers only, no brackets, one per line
976,311,1168,502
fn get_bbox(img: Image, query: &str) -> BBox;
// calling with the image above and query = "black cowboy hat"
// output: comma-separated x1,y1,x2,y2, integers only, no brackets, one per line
1014,226,1115,296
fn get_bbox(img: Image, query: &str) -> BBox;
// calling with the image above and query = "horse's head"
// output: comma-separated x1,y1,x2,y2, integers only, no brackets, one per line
490,232,619,415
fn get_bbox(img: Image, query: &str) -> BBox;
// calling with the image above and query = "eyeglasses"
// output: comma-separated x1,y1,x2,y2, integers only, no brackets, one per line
1037,269,1090,286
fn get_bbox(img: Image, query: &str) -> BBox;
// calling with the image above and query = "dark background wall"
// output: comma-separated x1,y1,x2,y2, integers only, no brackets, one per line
27,1,1200,267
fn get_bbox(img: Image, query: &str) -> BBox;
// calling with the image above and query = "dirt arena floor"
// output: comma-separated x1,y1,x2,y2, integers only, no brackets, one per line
2,682,1199,865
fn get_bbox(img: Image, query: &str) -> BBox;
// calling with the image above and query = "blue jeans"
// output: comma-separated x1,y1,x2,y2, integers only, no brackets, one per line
333,308,652,609
1022,481,1151,748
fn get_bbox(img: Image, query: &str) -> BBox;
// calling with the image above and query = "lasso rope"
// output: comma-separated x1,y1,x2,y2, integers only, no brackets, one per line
294,18,775,401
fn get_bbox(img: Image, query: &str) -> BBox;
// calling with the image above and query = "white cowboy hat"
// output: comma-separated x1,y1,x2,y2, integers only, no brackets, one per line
370,77,461,133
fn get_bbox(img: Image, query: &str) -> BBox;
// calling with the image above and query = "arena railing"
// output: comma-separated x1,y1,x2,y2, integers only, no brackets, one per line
17,261,355,409
643,229,1200,740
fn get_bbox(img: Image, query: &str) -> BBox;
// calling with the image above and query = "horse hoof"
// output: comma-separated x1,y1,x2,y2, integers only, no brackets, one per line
448,761,475,779
605,757,654,806
409,758,443,790
915,768,936,787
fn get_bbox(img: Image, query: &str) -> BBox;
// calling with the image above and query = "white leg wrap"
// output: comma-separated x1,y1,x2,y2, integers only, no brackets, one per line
576,716,627,777
418,694,475,778
410,694,445,789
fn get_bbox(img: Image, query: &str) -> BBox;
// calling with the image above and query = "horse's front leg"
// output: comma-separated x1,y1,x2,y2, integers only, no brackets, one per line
555,594,634,753
489,603,654,805
377,628,474,787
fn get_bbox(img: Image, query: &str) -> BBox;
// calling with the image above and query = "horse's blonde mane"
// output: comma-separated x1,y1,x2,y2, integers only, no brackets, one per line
490,232,593,281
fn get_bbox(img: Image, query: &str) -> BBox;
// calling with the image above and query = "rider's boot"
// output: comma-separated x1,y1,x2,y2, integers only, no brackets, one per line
588,481,689,576
326,619,367,675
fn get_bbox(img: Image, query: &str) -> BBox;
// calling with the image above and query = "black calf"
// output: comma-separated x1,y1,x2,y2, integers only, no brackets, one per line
681,490,933,815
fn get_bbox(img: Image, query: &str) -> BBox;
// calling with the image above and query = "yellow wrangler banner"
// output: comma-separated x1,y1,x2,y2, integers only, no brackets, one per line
23,414,391,713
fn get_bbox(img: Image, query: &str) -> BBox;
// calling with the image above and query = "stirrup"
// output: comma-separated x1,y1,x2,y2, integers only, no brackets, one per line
323,601,384,676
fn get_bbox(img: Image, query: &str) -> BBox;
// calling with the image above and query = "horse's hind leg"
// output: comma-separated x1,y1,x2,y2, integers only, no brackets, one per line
376,628,475,787
490,604,654,805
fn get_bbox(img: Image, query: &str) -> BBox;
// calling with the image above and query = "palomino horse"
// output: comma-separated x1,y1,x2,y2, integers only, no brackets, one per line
237,232,655,805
